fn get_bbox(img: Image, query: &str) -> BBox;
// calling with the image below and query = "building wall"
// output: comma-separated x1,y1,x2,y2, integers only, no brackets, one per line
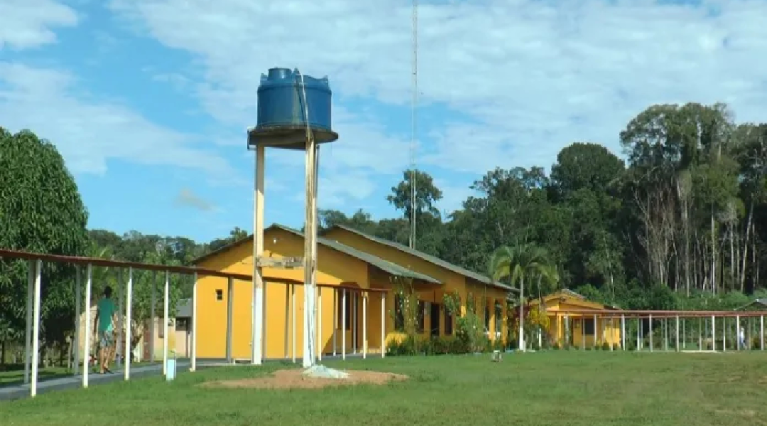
195,227,378,360
322,228,509,343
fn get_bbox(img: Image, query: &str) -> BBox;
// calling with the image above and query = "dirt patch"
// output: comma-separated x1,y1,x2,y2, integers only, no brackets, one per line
201,369,408,390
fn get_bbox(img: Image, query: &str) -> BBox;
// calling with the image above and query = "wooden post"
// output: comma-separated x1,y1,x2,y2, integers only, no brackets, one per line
252,144,265,365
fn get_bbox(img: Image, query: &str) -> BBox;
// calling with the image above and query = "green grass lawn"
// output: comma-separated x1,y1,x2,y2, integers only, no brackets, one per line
0,367,70,385
2,352,767,426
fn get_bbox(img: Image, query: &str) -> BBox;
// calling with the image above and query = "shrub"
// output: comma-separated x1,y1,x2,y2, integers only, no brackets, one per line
601,341,611,351
552,342,560,350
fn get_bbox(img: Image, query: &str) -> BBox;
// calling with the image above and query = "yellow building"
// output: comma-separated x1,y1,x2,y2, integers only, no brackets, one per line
193,224,513,360
321,225,513,344
529,289,622,348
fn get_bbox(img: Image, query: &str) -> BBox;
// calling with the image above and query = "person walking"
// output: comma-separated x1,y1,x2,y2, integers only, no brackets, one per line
739,326,747,350
93,286,117,374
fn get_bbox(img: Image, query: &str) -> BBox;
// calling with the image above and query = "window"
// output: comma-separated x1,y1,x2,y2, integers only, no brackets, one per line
337,291,352,330
394,294,405,331
583,318,595,334
215,289,223,301
416,300,425,333
444,308,453,335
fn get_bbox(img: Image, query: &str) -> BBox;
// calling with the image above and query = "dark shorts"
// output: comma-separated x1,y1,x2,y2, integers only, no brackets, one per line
99,330,114,348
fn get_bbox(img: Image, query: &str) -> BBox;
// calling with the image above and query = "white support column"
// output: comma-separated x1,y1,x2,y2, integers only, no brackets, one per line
760,315,764,351
736,315,741,351
292,283,296,363
162,271,169,375
353,292,358,354
712,316,716,351
332,289,337,356
30,259,42,398
663,318,668,351
381,292,385,358
636,318,640,351
150,271,156,363
593,314,597,349
83,264,92,388
621,314,626,350
649,314,653,352
24,260,33,385
317,287,322,362
251,144,265,365
675,316,679,352
226,277,234,363
283,284,289,359
342,288,347,360
124,267,133,380
73,266,81,376
363,292,367,359
722,317,726,352
682,318,686,349
191,273,198,372
699,317,702,350
116,269,123,369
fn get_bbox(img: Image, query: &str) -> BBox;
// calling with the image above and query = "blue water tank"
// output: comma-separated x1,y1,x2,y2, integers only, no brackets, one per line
257,68,332,130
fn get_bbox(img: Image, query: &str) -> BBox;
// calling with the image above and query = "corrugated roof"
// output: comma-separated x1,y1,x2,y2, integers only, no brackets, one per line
323,225,515,292
191,223,441,285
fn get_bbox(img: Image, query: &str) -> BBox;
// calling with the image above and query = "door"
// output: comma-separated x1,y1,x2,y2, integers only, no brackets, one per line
430,303,440,337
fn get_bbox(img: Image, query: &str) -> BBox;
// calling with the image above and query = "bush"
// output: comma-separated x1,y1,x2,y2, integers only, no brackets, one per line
601,341,611,351
552,342,560,350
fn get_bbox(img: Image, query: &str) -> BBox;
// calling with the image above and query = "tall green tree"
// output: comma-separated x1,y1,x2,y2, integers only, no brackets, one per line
0,128,89,353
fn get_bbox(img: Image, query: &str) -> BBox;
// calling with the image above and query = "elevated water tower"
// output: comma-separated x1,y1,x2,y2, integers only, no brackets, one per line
247,67,339,368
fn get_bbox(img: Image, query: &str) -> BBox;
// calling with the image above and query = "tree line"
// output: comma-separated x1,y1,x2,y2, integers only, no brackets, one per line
2,101,767,364
321,102,767,310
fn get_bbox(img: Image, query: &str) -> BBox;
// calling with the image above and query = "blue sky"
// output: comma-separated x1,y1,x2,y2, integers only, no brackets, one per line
1,0,765,243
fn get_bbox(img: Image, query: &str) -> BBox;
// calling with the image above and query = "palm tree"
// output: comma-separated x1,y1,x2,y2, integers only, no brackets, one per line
489,244,550,351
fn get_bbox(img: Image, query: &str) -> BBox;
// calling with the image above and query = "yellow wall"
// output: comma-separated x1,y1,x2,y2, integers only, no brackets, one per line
195,227,388,360
322,228,509,343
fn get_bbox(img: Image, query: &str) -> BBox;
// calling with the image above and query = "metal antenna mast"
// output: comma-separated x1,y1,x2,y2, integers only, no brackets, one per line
409,0,418,250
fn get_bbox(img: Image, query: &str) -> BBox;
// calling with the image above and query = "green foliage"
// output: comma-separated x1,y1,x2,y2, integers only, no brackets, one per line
0,128,88,349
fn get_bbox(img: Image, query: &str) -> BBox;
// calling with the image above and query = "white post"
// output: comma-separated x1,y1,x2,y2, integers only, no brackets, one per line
292,283,296,363
150,271,156,363
621,314,626,350
283,284,289,358
760,316,764,351
649,314,653,352
163,271,169,375
363,292,367,359
226,277,234,363
24,260,33,385
83,264,92,388
116,269,123,369
73,266,81,375
381,292,385,358
191,273,198,371
698,317,702,350
736,315,741,351
593,314,597,349
675,316,679,352
353,292,358,354
712,316,716,351
124,267,133,380
252,144,265,365
30,259,42,397
722,317,726,352
317,287,322,362
342,288,346,360
636,318,640,351
664,318,668,351
332,289,337,356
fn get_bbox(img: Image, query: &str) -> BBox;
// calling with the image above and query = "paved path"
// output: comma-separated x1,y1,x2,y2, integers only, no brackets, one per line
0,361,190,402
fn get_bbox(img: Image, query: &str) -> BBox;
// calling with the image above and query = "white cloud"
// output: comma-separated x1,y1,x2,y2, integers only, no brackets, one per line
109,0,767,192
0,62,237,180
0,0,78,50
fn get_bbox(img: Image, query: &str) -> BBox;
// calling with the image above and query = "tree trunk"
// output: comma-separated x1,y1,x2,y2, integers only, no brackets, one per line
710,207,716,295
740,199,754,292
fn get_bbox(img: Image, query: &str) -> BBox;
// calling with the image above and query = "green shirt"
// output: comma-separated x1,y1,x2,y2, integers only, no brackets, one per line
97,297,116,332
